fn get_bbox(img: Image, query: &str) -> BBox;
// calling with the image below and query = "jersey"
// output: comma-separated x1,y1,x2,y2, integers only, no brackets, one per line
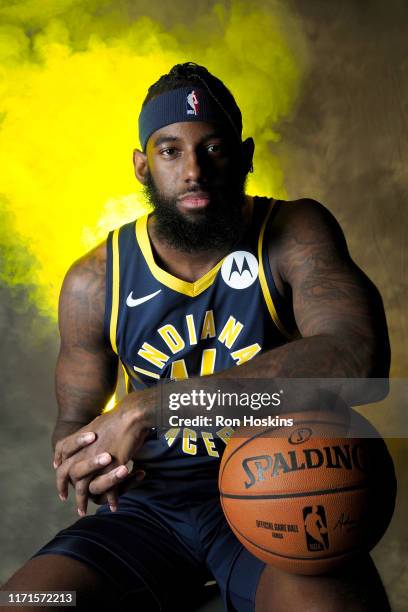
104,195,296,478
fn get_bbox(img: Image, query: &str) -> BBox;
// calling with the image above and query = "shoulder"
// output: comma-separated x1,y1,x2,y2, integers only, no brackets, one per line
57,240,118,382
59,240,107,325
62,241,107,291
272,198,348,249
265,198,350,289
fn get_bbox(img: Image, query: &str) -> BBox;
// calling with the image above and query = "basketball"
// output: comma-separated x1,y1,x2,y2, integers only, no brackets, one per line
219,409,397,575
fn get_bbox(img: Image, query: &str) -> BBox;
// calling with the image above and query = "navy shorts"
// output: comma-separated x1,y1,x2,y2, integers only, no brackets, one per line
31,475,265,611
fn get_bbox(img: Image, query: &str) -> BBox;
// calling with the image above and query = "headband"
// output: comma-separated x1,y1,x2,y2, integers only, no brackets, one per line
138,86,240,151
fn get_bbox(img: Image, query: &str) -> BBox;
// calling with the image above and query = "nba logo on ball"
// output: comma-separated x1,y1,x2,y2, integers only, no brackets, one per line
186,90,199,115
303,505,329,551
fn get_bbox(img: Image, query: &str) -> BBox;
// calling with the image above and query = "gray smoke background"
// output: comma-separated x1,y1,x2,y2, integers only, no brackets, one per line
1,1,407,609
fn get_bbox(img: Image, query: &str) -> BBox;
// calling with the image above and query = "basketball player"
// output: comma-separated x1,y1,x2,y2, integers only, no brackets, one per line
2,63,392,611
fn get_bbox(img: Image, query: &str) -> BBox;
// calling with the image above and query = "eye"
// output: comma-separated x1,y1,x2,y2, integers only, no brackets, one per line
206,142,229,157
159,147,179,157
207,144,222,153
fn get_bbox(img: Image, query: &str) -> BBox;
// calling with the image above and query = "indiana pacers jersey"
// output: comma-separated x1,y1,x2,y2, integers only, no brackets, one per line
104,195,296,476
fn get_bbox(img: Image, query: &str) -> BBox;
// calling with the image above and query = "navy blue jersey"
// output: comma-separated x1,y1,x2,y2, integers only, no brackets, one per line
104,195,296,476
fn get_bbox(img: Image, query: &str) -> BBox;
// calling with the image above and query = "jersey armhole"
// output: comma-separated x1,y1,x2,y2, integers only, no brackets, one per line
258,200,295,340
104,228,120,354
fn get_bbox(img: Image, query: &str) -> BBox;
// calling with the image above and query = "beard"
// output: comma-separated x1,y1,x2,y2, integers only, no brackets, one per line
143,169,248,253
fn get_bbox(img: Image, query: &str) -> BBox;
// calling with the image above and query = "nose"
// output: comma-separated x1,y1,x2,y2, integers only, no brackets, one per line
183,149,205,183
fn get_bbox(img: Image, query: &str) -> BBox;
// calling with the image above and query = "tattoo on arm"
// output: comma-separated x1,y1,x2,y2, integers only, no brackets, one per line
54,242,118,437
219,200,390,391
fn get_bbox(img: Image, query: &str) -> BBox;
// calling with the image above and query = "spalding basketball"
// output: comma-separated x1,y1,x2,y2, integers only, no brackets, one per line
219,409,396,575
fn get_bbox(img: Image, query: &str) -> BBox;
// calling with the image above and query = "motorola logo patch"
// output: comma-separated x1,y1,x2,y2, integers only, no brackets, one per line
221,251,259,289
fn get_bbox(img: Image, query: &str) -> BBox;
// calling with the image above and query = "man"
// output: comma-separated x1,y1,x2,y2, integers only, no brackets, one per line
2,62,391,610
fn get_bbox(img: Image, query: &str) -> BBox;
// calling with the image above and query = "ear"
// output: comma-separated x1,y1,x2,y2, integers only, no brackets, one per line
133,148,148,185
241,137,255,173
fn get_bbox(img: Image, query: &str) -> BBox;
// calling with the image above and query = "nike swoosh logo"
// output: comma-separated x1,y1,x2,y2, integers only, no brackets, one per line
126,289,162,307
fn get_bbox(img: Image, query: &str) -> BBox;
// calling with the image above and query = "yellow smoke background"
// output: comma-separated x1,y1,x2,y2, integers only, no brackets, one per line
0,0,305,318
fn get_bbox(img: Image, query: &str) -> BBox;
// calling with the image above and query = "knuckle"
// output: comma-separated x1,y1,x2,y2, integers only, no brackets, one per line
93,474,110,493
56,468,67,486
69,471,78,484
88,482,98,495
58,461,71,479
75,480,88,495
89,478,102,495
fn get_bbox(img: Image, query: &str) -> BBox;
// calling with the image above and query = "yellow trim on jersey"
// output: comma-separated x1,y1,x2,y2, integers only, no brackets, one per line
135,195,253,297
136,215,224,297
122,361,144,386
121,362,130,393
258,200,293,340
109,228,120,354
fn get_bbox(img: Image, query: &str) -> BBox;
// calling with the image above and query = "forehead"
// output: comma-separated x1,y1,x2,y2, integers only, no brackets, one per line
148,121,230,149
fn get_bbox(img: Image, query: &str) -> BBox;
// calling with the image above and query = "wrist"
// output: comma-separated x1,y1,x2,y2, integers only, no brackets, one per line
121,387,157,431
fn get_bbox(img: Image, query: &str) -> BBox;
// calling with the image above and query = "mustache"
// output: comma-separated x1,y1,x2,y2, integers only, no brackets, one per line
144,169,246,207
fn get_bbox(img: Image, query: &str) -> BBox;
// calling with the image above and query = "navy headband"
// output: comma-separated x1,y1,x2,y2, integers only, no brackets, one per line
138,86,240,151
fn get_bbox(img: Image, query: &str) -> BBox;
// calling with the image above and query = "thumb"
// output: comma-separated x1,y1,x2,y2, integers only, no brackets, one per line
125,460,145,483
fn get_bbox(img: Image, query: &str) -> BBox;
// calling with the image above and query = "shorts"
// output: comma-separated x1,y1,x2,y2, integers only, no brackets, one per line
31,475,265,611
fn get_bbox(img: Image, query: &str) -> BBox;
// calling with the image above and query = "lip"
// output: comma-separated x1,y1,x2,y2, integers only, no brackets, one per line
178,191,211,210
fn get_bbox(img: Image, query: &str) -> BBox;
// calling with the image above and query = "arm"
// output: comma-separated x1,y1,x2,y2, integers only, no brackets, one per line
211,198,390,406
222,199,390,376
53,242,130,509
269,198,390,379
54,241,118,448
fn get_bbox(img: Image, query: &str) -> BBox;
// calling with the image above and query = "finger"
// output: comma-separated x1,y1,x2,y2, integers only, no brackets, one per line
117,470,146,496
88,465,130,497
56,458,74,501
75,476,93,517
60,453,114,503
69,452,112,482
89,468,145,505
88,469,146,507
54,432,96,468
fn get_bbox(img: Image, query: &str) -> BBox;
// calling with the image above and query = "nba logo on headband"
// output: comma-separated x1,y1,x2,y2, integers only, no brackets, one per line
186,90,199,116
139,86,241,150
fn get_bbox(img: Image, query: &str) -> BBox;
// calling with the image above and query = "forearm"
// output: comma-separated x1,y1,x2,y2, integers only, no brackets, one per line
122,333,389,430
224,334,364,379
213,333,389,410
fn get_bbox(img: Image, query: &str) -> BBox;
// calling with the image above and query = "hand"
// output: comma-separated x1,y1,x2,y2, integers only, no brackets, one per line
56,442,136,514
53,394,154,515
88,461,146,506
54,430,123,511
59,445,146,512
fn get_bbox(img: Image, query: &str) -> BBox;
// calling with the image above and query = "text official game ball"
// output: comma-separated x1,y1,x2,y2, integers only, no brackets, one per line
219,410,397,575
